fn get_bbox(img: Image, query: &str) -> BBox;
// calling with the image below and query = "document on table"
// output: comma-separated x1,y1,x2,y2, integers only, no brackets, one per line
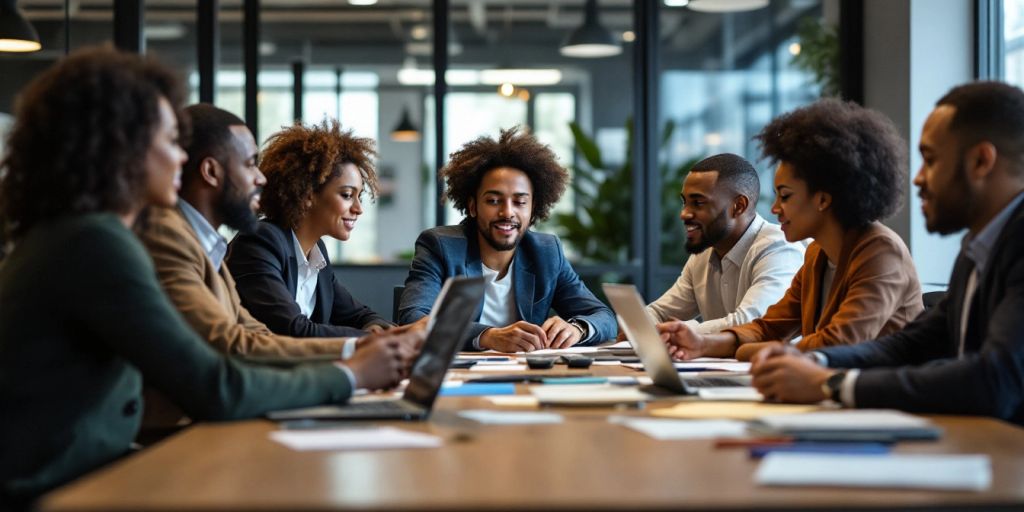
531,384,650,405
622,361,752,373
651,401,821,420
469,364,528,372
610,416,748,440
750,409,942,441
697,387,764,401
487,395,540,407
756,453,992,491
458,409,563,424
269,427,443,451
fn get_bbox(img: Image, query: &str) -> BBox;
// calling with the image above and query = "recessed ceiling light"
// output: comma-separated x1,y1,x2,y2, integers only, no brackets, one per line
348,0,378,5
622,31,636,42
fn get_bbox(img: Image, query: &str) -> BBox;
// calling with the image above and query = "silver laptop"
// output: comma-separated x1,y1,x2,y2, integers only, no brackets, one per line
602,283,751,395
268,276,485,421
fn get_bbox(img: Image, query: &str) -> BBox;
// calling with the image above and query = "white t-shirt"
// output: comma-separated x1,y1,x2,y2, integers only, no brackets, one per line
479,261,518,327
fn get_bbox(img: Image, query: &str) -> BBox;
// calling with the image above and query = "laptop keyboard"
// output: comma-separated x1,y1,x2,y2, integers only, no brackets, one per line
344,400,420,413
680,375,752,388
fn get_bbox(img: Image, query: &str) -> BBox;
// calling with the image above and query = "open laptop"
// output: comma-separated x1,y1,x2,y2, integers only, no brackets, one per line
267,276,485,421
602,283,751,395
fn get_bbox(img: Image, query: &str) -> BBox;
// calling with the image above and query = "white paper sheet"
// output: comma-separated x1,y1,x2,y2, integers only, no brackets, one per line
623,362,752,372
469,364,528,372
269,427,443,451
611,417,749,440
530,384,650,405
756,453,992,491
516,346,601,355
697,387,764,401
486,395,540,407
458,409,563,424
755,409,934,431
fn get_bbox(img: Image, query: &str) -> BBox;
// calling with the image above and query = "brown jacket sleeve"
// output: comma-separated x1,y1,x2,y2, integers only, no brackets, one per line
138,207,348,358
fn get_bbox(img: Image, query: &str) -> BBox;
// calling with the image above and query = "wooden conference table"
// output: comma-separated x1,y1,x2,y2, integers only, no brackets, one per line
40,361,1024,511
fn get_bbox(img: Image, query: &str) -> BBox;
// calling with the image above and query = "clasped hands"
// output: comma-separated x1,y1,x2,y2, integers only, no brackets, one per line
480,316,584,353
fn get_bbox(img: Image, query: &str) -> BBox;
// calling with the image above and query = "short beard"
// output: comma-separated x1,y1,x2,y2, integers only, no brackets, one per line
684,208,730,254
219,178,260,233
478,221,522,252
925,161,971,235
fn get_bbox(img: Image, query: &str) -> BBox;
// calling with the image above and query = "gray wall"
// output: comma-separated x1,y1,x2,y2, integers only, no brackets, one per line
864,0,971,288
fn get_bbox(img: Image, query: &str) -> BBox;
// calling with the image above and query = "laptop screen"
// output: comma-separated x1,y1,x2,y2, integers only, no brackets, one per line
402,276,485,409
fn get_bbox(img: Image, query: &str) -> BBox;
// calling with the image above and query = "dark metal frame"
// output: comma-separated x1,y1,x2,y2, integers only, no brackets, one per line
976,0,1003,80
113,0,143,53
632,0,659,296
839,0,864,104
197,0,219,104
244,0,260,141
432,0,449,227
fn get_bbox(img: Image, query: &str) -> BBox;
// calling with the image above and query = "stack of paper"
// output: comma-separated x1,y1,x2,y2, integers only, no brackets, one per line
269,427,443,451
650,401,820,420
750,409,942,441
458,409,563,424
756,453,992,490
530,384,650,406
611,416,748,440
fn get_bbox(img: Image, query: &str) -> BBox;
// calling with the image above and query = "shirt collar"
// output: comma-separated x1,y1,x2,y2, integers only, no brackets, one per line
178,200,227,271
963,190,1024,276
291,231,327,273
720,214,765,268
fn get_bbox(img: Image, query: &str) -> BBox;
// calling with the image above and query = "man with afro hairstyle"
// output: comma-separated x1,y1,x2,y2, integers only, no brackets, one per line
399,127,616,352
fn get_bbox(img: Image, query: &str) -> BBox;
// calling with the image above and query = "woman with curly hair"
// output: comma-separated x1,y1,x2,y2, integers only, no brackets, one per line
0,47,409,508
660,99,924,361
398,126,616,353
226,120,393,340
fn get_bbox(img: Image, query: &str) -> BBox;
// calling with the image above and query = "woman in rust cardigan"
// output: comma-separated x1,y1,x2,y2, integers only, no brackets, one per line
660,99,924,361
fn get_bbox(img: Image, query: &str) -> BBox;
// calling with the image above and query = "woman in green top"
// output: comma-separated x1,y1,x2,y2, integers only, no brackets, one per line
0,47,414,508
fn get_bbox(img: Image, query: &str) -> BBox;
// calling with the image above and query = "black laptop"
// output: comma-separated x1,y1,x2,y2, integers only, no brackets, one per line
267,276,485,421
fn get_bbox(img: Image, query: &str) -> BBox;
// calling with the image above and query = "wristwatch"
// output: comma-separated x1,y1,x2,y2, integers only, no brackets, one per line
820,370,847,403
567,318,588,340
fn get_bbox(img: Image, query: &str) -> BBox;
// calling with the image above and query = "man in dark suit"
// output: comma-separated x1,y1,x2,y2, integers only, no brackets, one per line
399,127,616,352
747,82,1024,424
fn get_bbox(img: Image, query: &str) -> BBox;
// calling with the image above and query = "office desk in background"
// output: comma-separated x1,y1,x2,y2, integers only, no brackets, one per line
40,364,1024,511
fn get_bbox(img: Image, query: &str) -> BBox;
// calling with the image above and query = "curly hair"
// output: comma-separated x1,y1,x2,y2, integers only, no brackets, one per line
258,119,378,229
441,126,568,224
754,98,907,229
0,45,186,240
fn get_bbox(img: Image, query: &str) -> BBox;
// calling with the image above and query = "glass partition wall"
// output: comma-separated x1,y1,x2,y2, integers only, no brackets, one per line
1,0,832,304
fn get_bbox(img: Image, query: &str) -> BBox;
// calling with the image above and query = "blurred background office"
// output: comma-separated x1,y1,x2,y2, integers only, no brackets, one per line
0,0,1010,314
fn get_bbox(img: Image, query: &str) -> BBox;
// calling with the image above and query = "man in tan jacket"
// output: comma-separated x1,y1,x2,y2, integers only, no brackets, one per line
137,104,419,392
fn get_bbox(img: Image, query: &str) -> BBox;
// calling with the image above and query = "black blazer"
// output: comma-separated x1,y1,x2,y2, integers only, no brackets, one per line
226,220,391,339
820,198,1024,424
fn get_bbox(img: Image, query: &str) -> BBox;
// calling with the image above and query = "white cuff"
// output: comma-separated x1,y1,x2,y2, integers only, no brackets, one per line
839,369,859,408
811,351,829,366
341,337,359,360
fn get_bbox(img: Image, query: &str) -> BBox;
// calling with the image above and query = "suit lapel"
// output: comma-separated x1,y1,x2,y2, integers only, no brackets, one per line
514,256,535,322
464,222,485,320
312,241,333,323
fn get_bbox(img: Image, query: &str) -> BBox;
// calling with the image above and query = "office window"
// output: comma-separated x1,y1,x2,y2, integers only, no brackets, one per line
1005,0,1024,85
654,1,824,293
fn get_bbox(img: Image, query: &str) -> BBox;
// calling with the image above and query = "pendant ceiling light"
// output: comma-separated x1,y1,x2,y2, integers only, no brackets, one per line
686,0,769,13
560,0,621,58
390,106,420,142
0,0,41,53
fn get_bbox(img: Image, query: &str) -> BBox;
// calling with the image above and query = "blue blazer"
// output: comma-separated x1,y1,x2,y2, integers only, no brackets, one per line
820,198,1024,424
398,220,616,349
226,220,391,339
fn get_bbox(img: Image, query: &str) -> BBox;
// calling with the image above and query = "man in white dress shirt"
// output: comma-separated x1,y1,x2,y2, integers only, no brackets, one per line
645,153,805,335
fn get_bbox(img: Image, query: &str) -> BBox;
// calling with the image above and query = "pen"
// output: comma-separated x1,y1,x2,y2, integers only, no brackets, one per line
713,437,794,448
